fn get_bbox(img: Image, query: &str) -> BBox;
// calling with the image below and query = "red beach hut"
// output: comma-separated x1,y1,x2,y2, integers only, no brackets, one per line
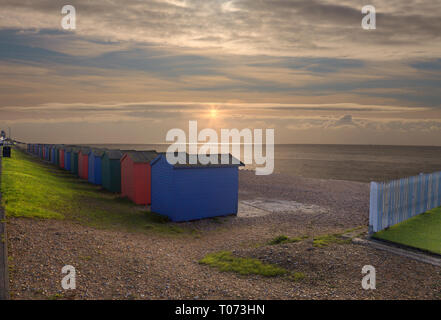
120,151,157,205
59,147,65,169
78,148,90,180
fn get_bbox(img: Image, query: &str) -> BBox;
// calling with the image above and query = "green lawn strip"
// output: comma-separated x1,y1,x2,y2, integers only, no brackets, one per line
199,251,305,281
1,149,188,235
373,207,441,255
311,227,365,248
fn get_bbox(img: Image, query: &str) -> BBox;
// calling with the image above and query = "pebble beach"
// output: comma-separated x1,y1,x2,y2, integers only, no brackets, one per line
6,170,441,300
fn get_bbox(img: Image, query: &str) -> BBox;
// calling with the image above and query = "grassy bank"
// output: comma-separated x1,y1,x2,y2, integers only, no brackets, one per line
373,206,441,255
0,148,186,234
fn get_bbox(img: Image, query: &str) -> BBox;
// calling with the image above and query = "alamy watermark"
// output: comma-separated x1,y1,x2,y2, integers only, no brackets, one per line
362,5,376,30
61,5,76,30
166,121,274,175
362,265,376,290
61,4,375,31
61,265,76,290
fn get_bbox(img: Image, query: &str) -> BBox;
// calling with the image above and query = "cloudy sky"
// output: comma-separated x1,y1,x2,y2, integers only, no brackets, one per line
0,0,440,145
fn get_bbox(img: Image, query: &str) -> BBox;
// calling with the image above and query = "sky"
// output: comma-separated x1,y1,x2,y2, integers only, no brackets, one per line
0,0,440,145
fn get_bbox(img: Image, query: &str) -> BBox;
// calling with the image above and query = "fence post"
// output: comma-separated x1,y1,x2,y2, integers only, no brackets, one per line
369,182,378,234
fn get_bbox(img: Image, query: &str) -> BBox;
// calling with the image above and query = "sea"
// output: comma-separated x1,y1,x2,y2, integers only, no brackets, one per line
86,144,441,183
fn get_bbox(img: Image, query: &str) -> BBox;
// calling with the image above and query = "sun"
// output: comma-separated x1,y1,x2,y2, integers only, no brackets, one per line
210,109,218,118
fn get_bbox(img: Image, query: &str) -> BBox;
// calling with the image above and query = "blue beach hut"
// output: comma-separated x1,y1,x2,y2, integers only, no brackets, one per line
88,149,105,185
150,153,244,222
51,145,56,164
65,147,72,171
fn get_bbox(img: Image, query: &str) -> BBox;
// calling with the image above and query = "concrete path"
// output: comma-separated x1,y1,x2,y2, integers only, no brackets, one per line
353,237,441,268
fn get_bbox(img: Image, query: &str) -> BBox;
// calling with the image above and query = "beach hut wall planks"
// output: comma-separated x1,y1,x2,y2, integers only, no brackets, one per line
59,147,65,169
78,147,90,180
46,145,50,161
151,153,244,222
70,148,79,176
121,151,158,205
102,150,126,193
78,149,83,178
53,146,59,165
65,147,72,170
88,149,106,185
88,149,95,184
55,146,59,165
51,145,57,164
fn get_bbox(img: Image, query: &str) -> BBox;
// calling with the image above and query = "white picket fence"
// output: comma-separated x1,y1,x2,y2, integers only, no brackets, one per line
369,171,441,233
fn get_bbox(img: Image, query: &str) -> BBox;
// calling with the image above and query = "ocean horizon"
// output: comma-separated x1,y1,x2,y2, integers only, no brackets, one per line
79,143,441,183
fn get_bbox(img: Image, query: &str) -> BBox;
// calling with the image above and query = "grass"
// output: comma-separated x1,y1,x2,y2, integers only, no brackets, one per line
288,272,306,282
199,251,288,277
267,234,308,245
312,233,351,248
373,206,441,255
0,148,187,235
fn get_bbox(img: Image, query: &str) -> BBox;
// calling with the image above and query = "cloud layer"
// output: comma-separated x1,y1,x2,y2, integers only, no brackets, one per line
0,0,440,59
0,0,440,144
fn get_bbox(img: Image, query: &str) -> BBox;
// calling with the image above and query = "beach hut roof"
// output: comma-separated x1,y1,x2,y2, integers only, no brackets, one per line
93,148,107,157
104,150,125,160
122,150,158,163
152,153,244,168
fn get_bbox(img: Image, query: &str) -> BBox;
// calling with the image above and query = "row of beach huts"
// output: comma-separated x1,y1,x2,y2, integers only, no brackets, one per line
26,144,243,222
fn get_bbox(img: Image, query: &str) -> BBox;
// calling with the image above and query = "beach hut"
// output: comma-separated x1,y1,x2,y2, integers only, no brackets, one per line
78,149,84,177
59,146,65,169
120,151,158,205
47,145,51,161
55,145,60,166
102,150,126,193
51,145,56,164
52,145,56,164
88,149,96,184
78,147,90,180
65,147,72,171
150,153,244,222
70,147,79,176
45,145,50,161
88,149,106,185
54,146,58,164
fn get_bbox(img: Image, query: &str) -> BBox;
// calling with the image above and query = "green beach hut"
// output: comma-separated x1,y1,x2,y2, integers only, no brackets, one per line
70,147,80,176
101,150,125,193
55,145,61,166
